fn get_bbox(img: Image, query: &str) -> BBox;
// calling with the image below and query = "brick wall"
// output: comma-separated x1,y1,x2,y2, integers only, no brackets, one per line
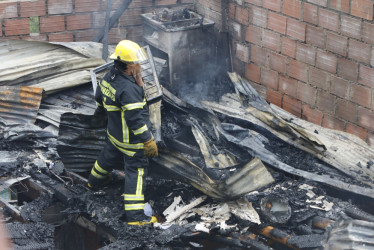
229,0,374,145
0,0,193,44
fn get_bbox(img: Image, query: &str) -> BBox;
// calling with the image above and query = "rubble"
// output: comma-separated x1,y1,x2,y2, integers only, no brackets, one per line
0,39,374,249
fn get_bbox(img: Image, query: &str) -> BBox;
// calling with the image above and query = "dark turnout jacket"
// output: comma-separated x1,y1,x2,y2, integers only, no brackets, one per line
95,67,152,157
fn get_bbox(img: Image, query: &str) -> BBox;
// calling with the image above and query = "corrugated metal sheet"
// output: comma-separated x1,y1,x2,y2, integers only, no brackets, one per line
0,40,107,94
0,86,43,124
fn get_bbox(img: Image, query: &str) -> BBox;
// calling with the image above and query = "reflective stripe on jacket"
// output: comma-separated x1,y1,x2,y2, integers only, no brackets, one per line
95,67,152,156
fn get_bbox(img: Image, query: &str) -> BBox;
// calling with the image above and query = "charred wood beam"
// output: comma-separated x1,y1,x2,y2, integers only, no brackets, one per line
0,197,24,222
255,225,324,249
312,216,334,230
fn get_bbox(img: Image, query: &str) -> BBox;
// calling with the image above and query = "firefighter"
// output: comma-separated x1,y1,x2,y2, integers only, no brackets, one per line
88,40,158,226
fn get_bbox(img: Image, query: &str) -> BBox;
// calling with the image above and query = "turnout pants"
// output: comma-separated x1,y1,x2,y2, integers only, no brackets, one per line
88,139,149,221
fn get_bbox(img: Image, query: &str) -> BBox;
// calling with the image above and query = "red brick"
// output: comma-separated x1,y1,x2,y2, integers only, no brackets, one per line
336,99,357,121
126,26,143,43
267,89,282,107
302,105,323,125
286,18,306,41
229,21,242,41
326,32,347,56
155,0,177,5
297,82,316,105
303,3,318,25
346,123,367,141
323,115,345,130
269,52,287,74
362,22,374,44
48,0,73,15
67,14,91,31
4,19,29,36
251,45,268,66
75,29,96,41
245,63,261,83
317,90,335,114
279,75,297,97
289,59,308,82
245,25,262,45
359,65,374,88
0,2,18,19
251,82,268,99
210,1,222,12
351,0,373,20
75,0,100,12
351,84,372,108
281,36,296,58
283,95,302,117
263,0,281,12
108,28,126,44
236,43,250,63
358,106,374,130
309,66,329,91
22,34,47,41
348,39,371,64
236,6,249,25
296,43,316,65
331,76,350,99
282,0,301,19
92,12,106,29
250,6,267,28
245,0,263,6
306,25,325,48
316,50,337,74
49,32,74,42
319,8,339,32
129,0,152,8
20,0,46,17
268,12,287,34
337,58,358,82
372,47,374,67
40,16,65,33
330,0,350,13
261,68,279,90
262,30,281,52
307,0,327,7
341,16,362,40
229,2,236,19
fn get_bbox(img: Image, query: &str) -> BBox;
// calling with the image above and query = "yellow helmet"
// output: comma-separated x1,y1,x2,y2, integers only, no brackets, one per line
109,40,148,63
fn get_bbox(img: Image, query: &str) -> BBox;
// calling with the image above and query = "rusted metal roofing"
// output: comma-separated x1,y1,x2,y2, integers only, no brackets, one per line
0,86,43,124
0,40,108,94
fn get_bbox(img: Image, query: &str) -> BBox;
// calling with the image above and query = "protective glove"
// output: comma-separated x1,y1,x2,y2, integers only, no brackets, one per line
144,138,158,157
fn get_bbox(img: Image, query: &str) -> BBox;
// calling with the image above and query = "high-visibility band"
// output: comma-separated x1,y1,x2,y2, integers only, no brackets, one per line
103,103,121,111
133,124,148,135
136,168,144,195
100,80,116,101
124,194,144,201
107,132,144,149
121,110,129,143
94,161,108,174
122,101,146,111
91,169,107,179
108,137,136,157
97,102,103,107
125,203,145,211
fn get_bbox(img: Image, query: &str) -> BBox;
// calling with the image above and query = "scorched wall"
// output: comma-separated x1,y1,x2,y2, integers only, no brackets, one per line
228,0,374,145
1,0,373,145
